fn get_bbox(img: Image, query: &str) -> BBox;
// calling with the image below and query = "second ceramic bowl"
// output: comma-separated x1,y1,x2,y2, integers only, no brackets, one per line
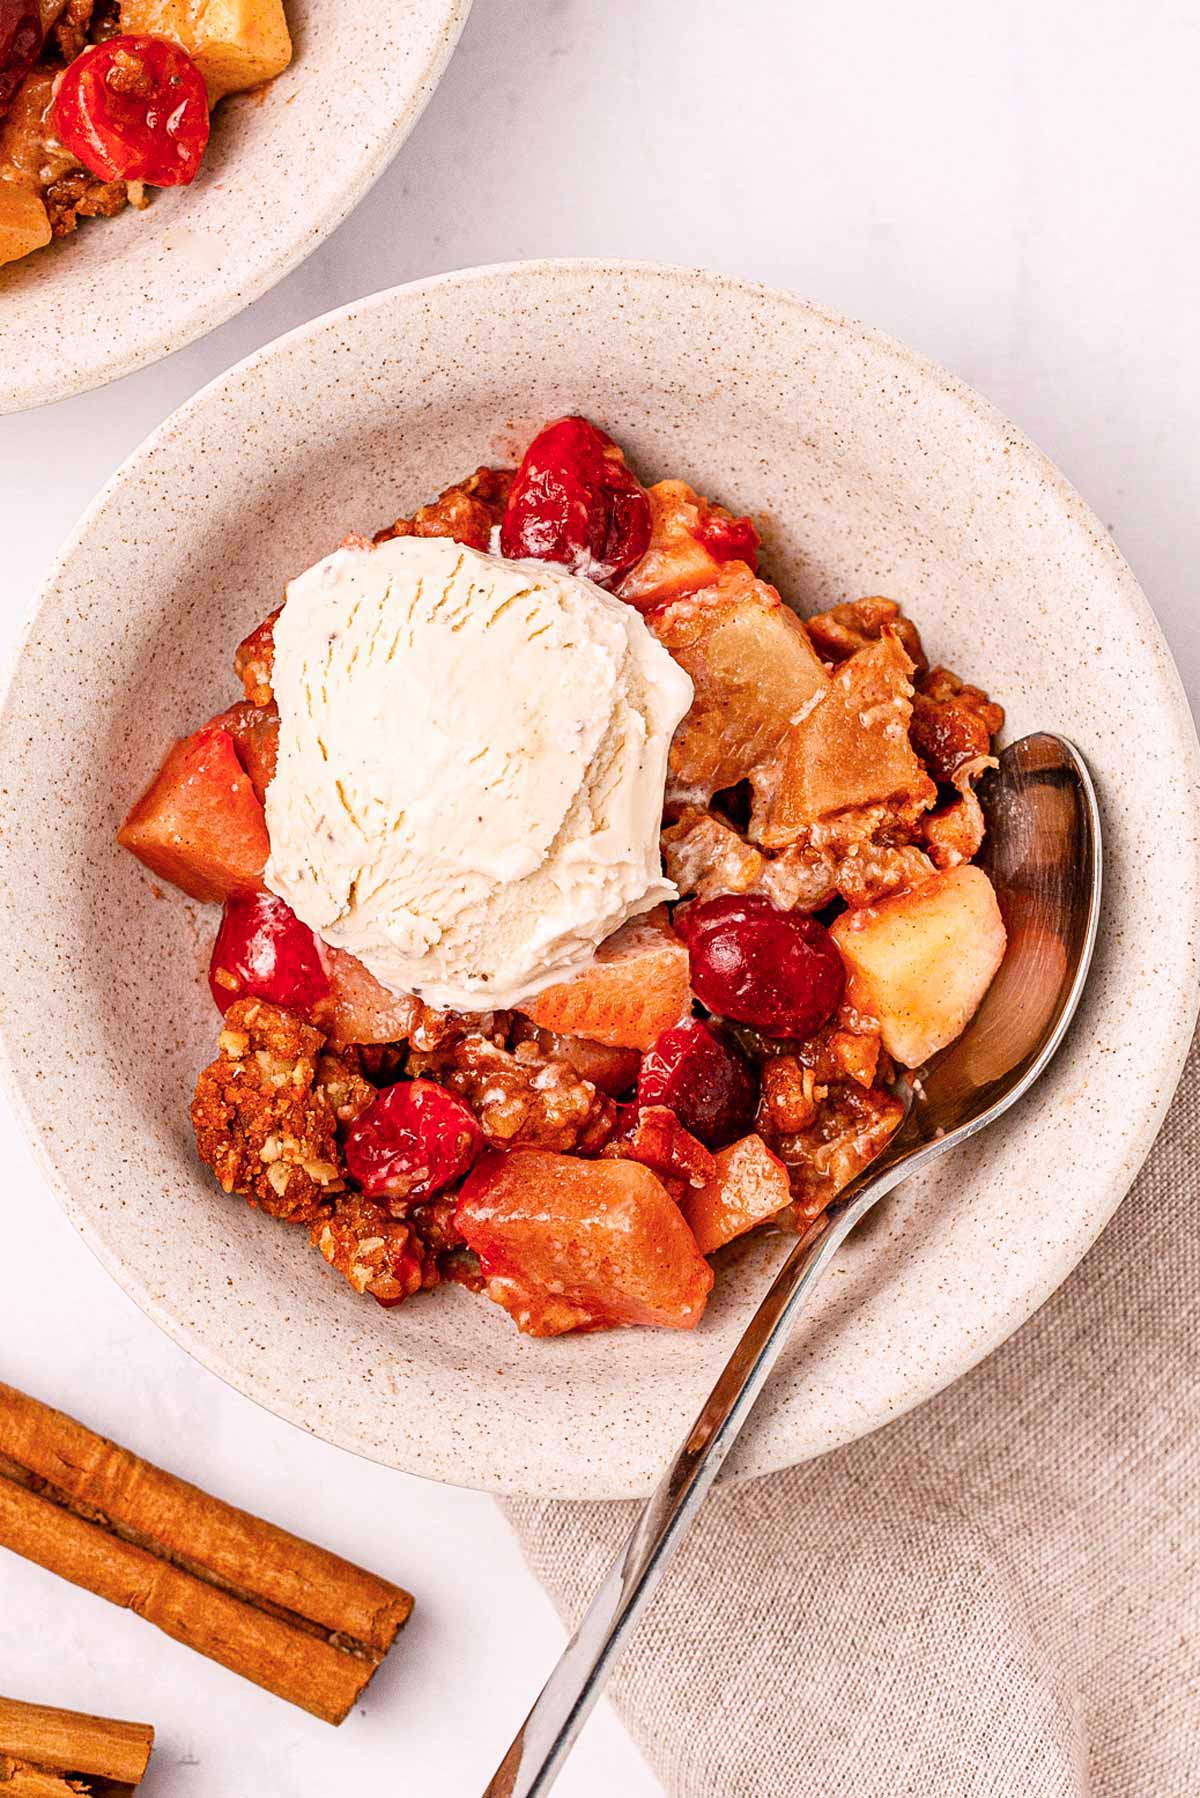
1,260,1197,1496
0,0,470,413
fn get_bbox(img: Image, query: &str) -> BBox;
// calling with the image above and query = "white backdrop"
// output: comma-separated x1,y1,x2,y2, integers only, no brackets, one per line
1,2,1197,1793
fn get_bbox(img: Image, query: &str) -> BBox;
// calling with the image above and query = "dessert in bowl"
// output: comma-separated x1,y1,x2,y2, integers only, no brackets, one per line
118,416,1010,1340
0,0,292,268
0,0,470,411
1,262,1195,1495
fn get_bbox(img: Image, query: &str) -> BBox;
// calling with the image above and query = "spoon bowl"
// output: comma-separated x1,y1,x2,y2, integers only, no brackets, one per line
487,732,1103,1798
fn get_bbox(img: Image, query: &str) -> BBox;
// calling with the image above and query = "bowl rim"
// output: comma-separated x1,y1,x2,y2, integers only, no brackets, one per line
3,257,1198,1495
0,0,473,416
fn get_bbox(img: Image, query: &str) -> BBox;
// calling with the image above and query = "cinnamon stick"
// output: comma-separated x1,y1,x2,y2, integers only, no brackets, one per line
0,1385,413,1724
0,1694,153,1795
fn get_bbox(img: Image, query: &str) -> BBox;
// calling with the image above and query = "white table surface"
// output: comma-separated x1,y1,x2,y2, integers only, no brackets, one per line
2,2,1197,1793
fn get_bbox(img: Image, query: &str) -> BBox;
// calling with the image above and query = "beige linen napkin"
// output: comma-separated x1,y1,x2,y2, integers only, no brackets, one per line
503,1037,1200,1797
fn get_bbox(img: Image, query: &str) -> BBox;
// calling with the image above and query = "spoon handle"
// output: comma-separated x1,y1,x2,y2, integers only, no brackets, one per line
482,1163,906,1798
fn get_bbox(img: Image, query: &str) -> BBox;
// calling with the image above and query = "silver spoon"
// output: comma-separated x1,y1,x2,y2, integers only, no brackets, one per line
485,732,1101,1798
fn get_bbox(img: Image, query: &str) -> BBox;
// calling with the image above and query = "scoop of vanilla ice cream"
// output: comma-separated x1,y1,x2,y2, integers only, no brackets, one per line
263,535,693,1010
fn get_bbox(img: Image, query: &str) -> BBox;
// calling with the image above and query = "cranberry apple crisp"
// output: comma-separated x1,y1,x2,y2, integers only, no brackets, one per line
119,416,1008,1338
0,0,290,267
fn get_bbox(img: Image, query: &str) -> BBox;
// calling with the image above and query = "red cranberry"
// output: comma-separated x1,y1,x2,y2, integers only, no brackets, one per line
0,1,43,119
52,35,210,187
637,1017,757,1146
345,1080,484,1207
677,895,844,1040
694,509,760,570
209,892,331,1019
499,416,651,588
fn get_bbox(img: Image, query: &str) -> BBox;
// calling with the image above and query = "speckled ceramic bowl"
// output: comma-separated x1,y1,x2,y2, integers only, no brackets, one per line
0,0,470,414
2,261,1197,1498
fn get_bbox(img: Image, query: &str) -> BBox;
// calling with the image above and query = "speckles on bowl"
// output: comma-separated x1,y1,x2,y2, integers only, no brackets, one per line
0,261,1197,1498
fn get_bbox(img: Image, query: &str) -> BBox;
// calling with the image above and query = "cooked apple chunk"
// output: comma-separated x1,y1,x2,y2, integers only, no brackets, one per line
649,562,829,802
317,946,421,1047
118,724,269,904
455,1149,714,1336
750,630,936,847
120,0,292,101
517,907,691,1051
208,699,278,801
619,480,757,611
682,1133,792,1256
0,181,51,268
830,865,1006,1067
